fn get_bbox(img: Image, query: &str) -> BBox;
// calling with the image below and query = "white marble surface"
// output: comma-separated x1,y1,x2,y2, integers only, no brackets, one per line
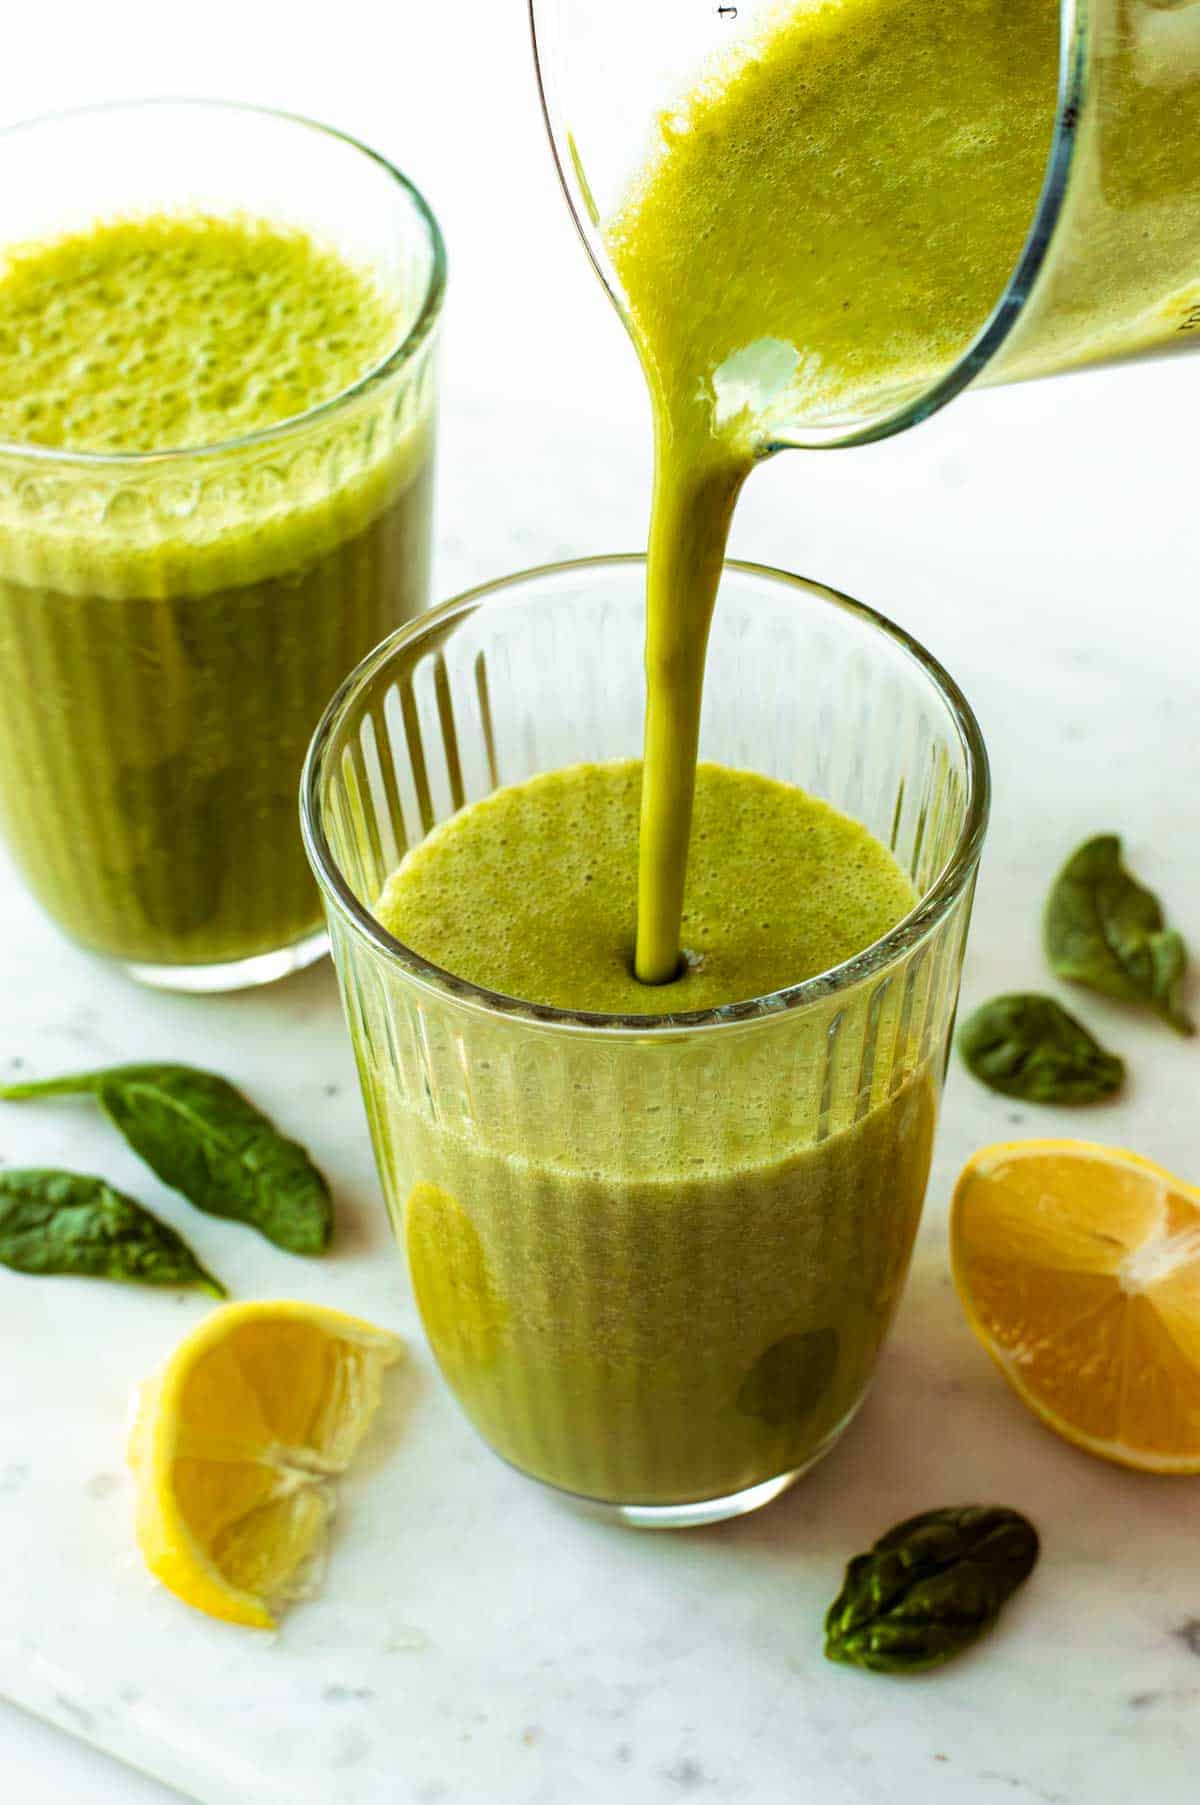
2,4,1200,1801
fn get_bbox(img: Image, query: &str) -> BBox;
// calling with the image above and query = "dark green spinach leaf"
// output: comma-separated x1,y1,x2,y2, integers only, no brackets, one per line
825,1504,1039,1674
0,1064,333,1254
0,1168,224,1295
958,994,1124,1103
1045,835,1193,1035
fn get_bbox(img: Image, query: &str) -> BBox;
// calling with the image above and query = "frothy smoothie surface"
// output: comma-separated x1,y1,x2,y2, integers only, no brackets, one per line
0,215,402,452
376,761,916,1014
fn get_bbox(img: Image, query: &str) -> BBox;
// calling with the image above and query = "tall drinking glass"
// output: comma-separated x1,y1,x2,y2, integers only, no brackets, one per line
303,558,988,1526
0,101,444,990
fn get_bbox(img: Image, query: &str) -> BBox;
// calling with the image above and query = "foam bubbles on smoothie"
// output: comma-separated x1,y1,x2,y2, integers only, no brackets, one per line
375,760,916,1016
0,215,403,453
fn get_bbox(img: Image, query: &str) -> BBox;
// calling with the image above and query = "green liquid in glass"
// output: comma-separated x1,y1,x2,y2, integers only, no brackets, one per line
0,214,433,969
376,761,933,1504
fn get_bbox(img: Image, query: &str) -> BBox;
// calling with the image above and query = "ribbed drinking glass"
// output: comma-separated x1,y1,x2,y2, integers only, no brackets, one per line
303,557,989,1526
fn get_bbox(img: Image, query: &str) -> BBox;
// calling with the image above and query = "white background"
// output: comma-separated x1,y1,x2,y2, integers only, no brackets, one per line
2,1,1199,1799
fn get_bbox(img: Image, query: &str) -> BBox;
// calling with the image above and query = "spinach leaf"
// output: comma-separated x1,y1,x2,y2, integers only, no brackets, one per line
958,994,1124,1103
1045,835,1194,1035
825,1505,1039,1674
0,1064,333,1254
0,1168,224,1295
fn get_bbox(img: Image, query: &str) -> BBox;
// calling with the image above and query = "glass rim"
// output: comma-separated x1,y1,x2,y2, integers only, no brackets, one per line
301,554,991,1039
529,0,1084,450
0,96,447,468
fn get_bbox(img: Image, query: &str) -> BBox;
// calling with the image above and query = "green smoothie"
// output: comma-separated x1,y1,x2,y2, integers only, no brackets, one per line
0,215,434,970
374,761,933,1504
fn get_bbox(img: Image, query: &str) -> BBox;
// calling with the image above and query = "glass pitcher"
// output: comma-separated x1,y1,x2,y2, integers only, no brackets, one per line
530,0,1200,448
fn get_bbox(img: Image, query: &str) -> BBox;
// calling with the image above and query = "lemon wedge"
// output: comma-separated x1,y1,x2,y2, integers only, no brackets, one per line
128,1300,404,1628
952,1140,1200,1473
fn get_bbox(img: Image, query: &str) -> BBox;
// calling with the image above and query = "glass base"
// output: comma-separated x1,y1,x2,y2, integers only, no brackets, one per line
527,1466,803,1529
509,1397,868,1528
119,926,328,994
